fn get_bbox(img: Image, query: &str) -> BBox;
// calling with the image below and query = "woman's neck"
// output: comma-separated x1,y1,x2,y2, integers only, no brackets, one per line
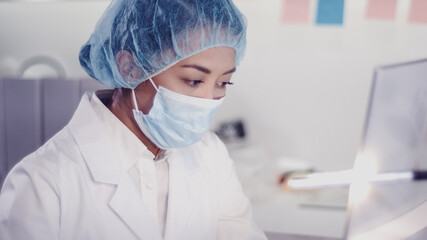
108,88,160,156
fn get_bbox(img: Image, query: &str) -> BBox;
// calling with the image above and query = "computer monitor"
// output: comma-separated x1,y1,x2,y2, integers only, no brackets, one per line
344,58,427,240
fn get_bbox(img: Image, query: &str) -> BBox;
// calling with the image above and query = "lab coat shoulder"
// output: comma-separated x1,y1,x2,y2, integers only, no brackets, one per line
15,125,84,179
3,124,88,197
0,94,126,240
194,132,267,240
0,127,81,240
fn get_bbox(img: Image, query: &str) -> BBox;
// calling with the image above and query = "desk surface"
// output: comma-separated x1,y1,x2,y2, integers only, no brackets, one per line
266,232,341,240
231,148,349,239
249,186,348,238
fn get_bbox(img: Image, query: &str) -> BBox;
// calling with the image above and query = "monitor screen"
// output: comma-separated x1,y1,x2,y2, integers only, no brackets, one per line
345,58,427,240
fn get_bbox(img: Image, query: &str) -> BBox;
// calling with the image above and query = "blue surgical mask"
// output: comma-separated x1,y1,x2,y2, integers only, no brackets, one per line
132,78,224,149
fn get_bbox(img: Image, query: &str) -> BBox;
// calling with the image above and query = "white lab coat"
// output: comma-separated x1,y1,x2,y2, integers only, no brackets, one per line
0,93,267,240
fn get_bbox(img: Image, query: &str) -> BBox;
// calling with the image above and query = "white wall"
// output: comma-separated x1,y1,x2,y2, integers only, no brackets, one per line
222,0,427,171
1,0,427,171
0,1,109,78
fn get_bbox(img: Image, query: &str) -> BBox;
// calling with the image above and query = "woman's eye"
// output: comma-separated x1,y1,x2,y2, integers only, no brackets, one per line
218,81,234,88
185,80,203,88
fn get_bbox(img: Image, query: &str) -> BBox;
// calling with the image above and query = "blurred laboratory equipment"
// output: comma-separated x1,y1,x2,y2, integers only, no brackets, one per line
19,55,66,79
287,169,427,190
215,119,246,143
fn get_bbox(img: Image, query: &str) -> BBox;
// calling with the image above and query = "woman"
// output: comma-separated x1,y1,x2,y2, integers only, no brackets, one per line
0,0,267,239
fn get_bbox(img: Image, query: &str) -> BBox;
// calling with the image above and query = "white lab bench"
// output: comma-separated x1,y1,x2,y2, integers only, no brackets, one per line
230,146,348,240
254,189,348,239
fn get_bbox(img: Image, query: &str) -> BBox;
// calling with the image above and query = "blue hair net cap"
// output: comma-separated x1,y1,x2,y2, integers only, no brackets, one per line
79,0,247,89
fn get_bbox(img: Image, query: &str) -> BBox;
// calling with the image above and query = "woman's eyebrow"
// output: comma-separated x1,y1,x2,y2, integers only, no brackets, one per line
182,64,211,74
182,64,236,75
223,67,236,75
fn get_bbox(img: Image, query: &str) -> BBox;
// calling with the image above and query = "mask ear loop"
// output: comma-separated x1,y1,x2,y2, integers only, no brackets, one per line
131,89,139,111
148,77,159,92
131,78,159,111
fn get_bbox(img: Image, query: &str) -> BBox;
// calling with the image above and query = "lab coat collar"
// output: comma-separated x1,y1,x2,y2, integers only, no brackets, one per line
68,93,121,184
69,93,163,240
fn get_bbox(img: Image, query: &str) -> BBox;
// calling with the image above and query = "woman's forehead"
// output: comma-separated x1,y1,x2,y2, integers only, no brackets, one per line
176,47,236,69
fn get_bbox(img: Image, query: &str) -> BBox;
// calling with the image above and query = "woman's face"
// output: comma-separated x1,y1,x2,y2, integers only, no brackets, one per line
116,46,236,114
151,46,236,100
